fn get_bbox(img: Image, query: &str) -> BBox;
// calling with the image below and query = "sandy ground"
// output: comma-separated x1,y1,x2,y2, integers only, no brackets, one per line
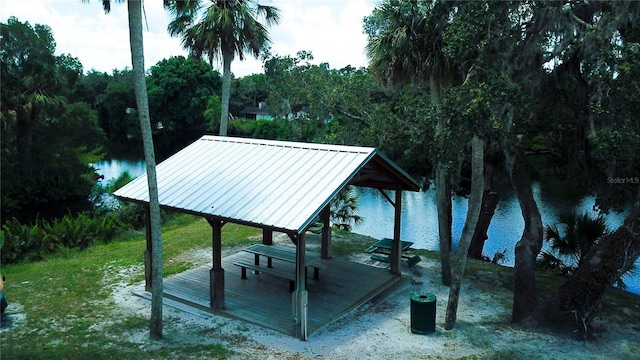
105,241,640,360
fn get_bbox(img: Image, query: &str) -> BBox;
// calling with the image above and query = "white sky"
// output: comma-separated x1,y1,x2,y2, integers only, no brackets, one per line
1,0,377,78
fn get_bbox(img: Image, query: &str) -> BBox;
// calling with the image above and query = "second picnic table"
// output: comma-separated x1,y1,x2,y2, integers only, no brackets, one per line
364,238,421,265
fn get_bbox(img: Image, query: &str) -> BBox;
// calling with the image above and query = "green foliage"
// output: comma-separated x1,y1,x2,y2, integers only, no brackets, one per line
0,217,48,264
263,52,305,117
97,70,138,143
254,118,292,140
58,101,107,151
166,0,280,136
166,0,280,64
105,170,135,193
364,0,640,205
229,73,269,115
590,125,640,174
148,56,221,127
229,117,291,140
44,212,119,250
262,51,436,172
1,18,107,224
71,70,111,107
264,53,383,135
71,69,141,159
0,212,121,264
1,17,64,103
91,171,148,229
114,203,147,230
205,94,223,132
538,211,610,275
482,249,508,265
147,56,221,157
1,124,104,222
330,186,364,231
364,0,450,87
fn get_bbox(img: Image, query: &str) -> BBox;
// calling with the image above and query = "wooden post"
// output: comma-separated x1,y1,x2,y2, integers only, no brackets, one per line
320,205,331,259
144,204,152,291
263,228,273,245
207,218,225,309
391,187,403,275
292,233,308,340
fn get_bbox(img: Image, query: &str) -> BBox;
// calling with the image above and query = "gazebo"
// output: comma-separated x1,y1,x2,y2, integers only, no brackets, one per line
114,135,420,340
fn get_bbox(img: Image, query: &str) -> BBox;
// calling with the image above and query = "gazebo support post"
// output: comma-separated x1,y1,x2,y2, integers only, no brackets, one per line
391,187,403,275
144,204,152,291
320,205,331,259
292,232,308,340
207,218,225,309
263,228,273,245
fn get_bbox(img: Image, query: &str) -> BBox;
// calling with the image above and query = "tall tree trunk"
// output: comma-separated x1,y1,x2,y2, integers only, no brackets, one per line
445,135,484,329
468,158,506,260
219,51,233,136
430,74,452,286
534,190,640,334
127,0,163,339
436,165,452,286
467,190,499,259
506,149,543,322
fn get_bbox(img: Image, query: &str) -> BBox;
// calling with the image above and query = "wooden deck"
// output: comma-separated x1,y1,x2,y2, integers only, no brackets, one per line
135,249,409,337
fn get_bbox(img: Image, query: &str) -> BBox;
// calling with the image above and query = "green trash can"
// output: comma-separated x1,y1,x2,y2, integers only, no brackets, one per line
410,292,436,334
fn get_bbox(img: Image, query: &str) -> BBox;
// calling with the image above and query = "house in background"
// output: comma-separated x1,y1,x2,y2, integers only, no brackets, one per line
239,102,273,121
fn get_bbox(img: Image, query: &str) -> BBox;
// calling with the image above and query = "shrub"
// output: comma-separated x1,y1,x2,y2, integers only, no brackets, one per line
537,211,610,275
0,217,50,263
43,212,119,249
0,212,121,264
114,203,147,230
229,118,292,140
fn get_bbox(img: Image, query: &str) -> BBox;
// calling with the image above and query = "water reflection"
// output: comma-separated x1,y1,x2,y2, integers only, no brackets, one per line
352,185,638,294
93,159,146,186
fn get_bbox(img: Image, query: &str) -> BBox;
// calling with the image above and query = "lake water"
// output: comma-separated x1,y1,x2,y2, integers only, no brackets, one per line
94,159,639,295
352,186,638,295
94,159,147,185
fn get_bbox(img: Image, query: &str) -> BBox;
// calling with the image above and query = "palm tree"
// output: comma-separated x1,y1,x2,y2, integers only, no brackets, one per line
330,186,364,231
365,0,453,286
365,1,488,329
166,0,280,136
0,18,66,179
87,0,164,339
539,211,610,275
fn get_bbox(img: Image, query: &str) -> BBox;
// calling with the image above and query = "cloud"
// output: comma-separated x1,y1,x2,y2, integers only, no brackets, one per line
1,0,375,77
252,0,374,72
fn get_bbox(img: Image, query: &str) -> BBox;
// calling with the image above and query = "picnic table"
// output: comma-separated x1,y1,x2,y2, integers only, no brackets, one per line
366,238,414,252
364,238,421,266
234,244,324,291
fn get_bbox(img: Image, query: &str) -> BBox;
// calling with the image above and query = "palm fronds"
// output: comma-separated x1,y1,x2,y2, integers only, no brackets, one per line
538,210,610,275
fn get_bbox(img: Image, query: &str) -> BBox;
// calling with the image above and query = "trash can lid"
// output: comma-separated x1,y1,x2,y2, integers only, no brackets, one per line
411,292,436,303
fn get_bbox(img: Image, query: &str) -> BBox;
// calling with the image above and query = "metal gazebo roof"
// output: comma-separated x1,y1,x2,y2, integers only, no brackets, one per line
114,135,420,233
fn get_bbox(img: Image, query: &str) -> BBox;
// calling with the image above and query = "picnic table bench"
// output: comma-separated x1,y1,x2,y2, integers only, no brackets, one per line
233,260,297,292
234,244,325,291
364,238,421,266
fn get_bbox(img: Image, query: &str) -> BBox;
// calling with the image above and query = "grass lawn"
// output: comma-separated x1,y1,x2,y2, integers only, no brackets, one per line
0,215,260,359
